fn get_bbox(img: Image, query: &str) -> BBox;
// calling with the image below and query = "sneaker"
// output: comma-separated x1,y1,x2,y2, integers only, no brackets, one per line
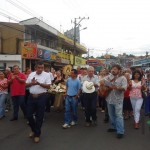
70,121,77,126
62,123,71,129
29,132,34,138
34,137,40,143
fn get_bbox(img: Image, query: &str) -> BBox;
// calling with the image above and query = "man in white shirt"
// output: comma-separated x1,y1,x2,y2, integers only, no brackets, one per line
26,61,51,143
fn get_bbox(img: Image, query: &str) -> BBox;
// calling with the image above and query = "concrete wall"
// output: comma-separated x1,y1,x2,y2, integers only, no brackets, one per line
0,23,24,54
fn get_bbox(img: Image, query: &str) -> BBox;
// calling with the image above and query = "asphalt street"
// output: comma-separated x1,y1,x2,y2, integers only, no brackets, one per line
0,108,150,150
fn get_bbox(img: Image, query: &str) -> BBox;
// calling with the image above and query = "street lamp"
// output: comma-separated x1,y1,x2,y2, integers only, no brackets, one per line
73,16,89,65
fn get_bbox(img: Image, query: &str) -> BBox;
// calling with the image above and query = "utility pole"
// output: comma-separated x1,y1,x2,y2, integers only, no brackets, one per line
72,16,89,66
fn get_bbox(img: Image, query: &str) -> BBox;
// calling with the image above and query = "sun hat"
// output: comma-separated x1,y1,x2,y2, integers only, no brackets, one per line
83,81,95,93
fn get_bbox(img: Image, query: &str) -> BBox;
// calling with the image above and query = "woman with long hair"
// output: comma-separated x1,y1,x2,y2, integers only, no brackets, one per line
0,71,8,119
53,70,64,85
129,70,145,129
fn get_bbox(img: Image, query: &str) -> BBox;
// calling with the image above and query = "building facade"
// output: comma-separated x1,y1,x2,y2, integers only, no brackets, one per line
0,17,87,71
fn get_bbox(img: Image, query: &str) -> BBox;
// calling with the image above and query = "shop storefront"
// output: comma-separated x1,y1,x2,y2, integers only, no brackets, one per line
21,42,58,71
37,45,58,68
53,52,71,70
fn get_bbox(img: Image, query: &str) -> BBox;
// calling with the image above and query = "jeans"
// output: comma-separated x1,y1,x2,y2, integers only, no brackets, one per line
11,95,26,119
27,94,47,137
5,93,11,110
144,95,150,114
107,102,124,134
64,96,78,124
0,94,7,118
130,97,143,123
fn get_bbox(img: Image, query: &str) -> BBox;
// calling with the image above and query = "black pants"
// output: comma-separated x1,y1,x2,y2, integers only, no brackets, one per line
98,96,106,110
27,94,47,137
45,93,52,112
12,95,26,119
84,92,97,122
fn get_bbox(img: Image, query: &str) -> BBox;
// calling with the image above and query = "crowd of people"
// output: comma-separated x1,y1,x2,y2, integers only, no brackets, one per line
0,62,150,143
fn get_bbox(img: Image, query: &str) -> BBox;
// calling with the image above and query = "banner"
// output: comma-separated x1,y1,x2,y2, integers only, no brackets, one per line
75,56,86,66
57,52,70,60
37,48,50,60
56,52,70,64
37,48,57,61
21,42,37,59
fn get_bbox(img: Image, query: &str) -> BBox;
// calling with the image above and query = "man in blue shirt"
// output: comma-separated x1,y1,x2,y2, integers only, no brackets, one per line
62,69,81,129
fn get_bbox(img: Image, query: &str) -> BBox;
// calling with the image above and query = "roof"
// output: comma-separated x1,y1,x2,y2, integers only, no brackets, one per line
20,17,87,53
20,17,58,36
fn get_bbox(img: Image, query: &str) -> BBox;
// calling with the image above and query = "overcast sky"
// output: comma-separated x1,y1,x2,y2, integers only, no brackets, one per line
1,0,150,57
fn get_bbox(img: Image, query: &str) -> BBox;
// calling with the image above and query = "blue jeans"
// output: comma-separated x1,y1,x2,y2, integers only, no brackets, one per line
11,95,26,119
27,94,47,137
0,94,7,118
107,102,124,134
64,96,78,124
144,95,150,114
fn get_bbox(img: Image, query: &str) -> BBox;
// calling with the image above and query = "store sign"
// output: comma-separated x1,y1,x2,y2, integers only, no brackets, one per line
61,58,70,64
51,53,57,60
75,56,86,65
56,52,70,64
21,42,37,59
57,52,70,60
37,49,50,60
37,48,57,61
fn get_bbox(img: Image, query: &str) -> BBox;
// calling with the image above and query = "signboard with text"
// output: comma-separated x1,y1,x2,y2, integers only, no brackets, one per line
21,42,37,59
75,56,86,66
37,48,57,61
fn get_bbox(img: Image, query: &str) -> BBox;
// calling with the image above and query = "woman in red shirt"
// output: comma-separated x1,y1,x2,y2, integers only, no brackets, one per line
0,71,8,119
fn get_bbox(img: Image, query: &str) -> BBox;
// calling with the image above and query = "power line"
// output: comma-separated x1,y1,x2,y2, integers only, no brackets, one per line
5,0,59,30
14,0,41,18
0,10,58,40
0,7,21,21
0,11,20,22
6,0,39,18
